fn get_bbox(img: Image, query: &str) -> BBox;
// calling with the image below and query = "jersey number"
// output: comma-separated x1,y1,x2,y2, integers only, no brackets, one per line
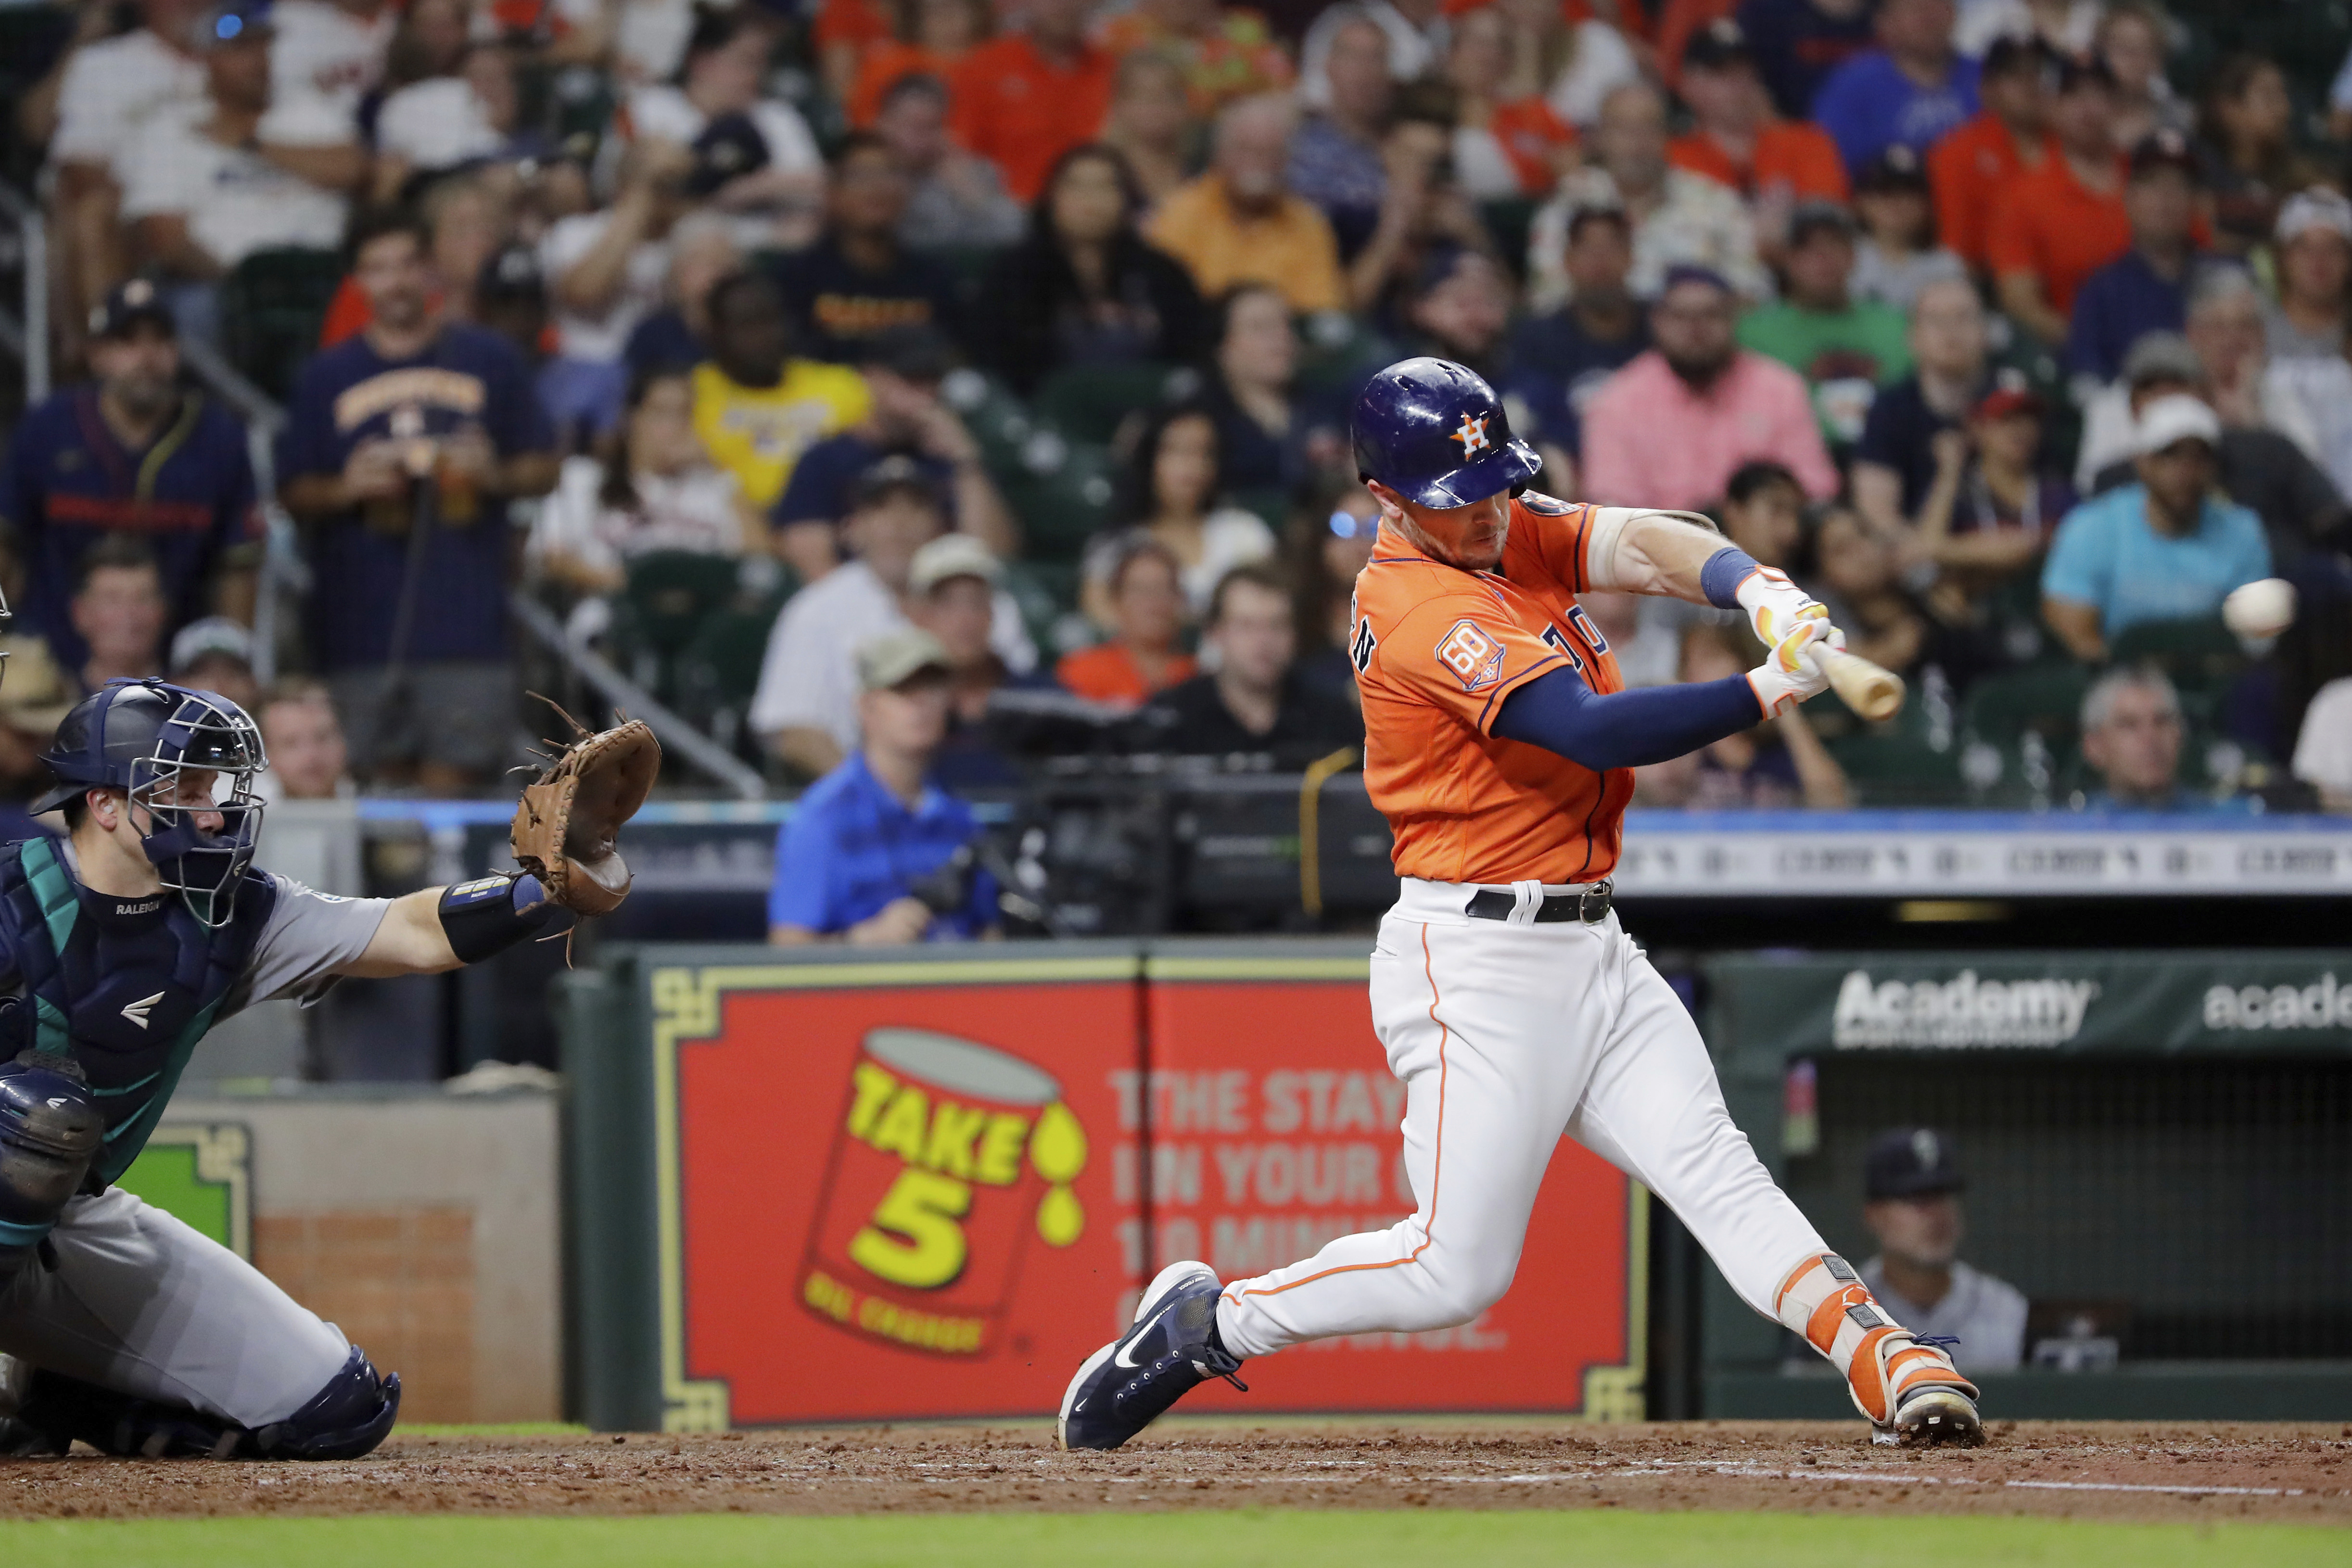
1540,623,1586,674
1565,603,1609,654
1350,615,1377,673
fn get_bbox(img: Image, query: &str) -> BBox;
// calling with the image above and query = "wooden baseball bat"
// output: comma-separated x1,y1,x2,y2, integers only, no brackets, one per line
1810,644,1906,721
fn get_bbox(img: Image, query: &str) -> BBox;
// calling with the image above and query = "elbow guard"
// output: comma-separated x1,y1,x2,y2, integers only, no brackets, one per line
438,873,557,964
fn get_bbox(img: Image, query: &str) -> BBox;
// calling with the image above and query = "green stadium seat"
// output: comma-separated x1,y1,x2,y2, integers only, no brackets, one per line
1000,560,1085,659
1823,700,1965,807
1226,485,1290,533
1962,660,2093,749
217,248,345,402
939,368,1047,487
2108,614,2244,707
1031,362,1199,445
1004,442,1119,563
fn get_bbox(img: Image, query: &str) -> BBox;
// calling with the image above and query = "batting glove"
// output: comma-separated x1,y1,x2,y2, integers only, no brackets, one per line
1734,567,1843,655
1746,617,1835,717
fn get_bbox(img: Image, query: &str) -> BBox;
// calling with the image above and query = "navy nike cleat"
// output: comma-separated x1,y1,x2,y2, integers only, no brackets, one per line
1057,1260,1246,1451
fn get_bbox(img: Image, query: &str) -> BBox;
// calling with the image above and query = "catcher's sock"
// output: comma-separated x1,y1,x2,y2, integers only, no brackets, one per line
1773,1252,1976,1425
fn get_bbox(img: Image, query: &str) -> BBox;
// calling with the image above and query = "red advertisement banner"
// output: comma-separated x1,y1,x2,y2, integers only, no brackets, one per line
648,949,1641,1429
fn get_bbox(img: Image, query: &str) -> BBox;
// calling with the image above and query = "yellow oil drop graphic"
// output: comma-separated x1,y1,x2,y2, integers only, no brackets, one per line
1036,1184,1084,1247
1028,1100,1087,1184
1030,1101,1088,1246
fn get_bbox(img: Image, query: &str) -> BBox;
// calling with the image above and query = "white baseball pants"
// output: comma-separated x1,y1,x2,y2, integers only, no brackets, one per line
1216,878,1828,1359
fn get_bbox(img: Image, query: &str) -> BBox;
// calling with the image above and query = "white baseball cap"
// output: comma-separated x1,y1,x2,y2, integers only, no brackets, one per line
909,532,1001,596
2277,187,2352,246
2134,393,2221,458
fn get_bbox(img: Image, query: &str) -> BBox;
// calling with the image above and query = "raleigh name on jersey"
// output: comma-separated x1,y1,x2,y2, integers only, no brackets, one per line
1348,491,1632,888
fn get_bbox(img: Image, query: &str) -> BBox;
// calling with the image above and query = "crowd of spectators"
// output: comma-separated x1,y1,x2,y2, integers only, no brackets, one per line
7,0,2352,938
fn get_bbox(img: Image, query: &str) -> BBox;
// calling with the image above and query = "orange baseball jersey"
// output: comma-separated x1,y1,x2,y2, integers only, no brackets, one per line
1349,492,1633,887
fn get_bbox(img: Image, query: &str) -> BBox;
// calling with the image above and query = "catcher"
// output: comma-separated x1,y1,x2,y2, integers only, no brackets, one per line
0,679,656,1458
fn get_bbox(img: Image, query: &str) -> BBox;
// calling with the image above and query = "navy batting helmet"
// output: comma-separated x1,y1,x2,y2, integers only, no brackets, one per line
1352,357,1540,509
32,679,267,928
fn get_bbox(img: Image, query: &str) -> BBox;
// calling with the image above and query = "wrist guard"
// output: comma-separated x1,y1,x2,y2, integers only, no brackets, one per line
438,873,556,964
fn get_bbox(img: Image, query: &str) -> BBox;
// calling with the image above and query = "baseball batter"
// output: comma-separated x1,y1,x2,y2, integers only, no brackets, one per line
0,678,651,1458
1060,359,1982,1451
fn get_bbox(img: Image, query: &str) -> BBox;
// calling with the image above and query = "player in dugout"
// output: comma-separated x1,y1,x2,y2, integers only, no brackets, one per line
1060,357,1984,1453
0,678,655,1458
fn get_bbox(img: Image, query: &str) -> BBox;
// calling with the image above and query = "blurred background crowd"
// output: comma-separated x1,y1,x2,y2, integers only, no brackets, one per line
3,0,2352,865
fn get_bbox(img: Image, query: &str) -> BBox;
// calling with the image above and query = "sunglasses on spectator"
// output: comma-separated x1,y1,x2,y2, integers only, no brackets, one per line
1329,510,1378,539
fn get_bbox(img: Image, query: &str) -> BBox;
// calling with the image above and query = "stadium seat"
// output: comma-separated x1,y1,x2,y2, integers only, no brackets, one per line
939,368,1048,487
217,248,345,402
1004,441,1119,563
674,591,790,755
1227,485,1290,533
1001,559,1087,659
2108,614,2245,715
1962,661,2093,749
1031,362,1201,445
1823,700,1965,807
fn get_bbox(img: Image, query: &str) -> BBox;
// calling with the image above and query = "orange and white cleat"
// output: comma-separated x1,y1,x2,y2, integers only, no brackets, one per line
1775,1252,1983,1448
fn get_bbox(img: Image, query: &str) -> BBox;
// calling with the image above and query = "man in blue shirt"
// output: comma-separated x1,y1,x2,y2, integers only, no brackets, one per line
2076,664,2248,813
1810,0,1980,177
2042,393,2270,660
769,626,999,943
277,208,558,794
0,280,259,675
1735,0,1879,123
1503,205,1650,463
2068,132,2209,382
770,327,1014,569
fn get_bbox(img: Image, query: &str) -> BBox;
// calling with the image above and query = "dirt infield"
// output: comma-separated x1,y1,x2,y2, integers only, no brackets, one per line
2,1420,2348,1525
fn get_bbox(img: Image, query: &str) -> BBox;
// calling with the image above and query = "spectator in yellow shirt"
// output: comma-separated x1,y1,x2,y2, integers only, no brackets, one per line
1146,94,1347,314
691,271,872,520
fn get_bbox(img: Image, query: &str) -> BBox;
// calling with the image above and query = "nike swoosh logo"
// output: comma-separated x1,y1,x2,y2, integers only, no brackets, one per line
121,992,165,1031
1114,1299,1185,1369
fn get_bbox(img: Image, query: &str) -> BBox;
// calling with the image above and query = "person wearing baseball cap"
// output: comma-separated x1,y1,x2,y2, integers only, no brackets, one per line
2042,391,2271,661
2268,189,2352,362
767,625,1001,946
2066,130,2212,382
1985,57,2126,347
905,533,1051,790
1665,20,1849,206
1856,1128,2027,1373
1849,145,1969,315
0,277,262,679
1736,201,1911,446
1912,382,2072,610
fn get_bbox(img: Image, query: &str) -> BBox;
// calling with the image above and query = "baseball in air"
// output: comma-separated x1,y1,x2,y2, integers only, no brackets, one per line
2222,577,2297,639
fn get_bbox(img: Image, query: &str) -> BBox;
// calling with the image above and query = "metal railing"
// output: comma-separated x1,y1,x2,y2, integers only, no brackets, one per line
0,186,760,795
0,180,50,402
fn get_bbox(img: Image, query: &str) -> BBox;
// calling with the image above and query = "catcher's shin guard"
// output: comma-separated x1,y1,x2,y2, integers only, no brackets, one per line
1774,1252,1982,1446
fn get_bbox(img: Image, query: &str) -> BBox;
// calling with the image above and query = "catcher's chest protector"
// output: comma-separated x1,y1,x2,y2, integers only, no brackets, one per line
0,838,273,1187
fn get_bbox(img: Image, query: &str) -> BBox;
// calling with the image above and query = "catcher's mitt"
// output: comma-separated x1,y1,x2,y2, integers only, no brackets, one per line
511,714,662,917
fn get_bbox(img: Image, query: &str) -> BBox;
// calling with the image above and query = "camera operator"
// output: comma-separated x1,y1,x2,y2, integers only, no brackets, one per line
1140,563,1360,765
768,626,1000,945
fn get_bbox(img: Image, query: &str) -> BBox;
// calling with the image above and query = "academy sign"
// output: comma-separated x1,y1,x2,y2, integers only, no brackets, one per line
2202,973,2352,1032
1831,969,2100,1049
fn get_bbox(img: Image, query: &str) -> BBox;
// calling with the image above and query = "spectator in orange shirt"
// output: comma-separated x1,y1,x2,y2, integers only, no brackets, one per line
1056,538,1198,709
1097,0,1293,115
1987,57,2127,346
1444,5,1576,201
1666,19,1849,226
847,0,990,127
1927,35,2057,274
1146,94,1348,314
949,0,1116,204
815,0,893,106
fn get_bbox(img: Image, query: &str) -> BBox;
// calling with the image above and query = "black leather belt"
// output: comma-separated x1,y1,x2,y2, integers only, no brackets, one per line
1464,880,1614,924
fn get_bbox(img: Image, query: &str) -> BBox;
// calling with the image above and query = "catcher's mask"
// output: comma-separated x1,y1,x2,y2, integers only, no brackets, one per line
33,680,268,929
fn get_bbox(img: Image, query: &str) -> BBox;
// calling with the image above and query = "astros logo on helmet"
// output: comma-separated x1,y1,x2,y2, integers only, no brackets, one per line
1450,414,1489,454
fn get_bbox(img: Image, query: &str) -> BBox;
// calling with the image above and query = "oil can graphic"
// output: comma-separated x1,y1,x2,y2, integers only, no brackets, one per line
799,1028,1089,1355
